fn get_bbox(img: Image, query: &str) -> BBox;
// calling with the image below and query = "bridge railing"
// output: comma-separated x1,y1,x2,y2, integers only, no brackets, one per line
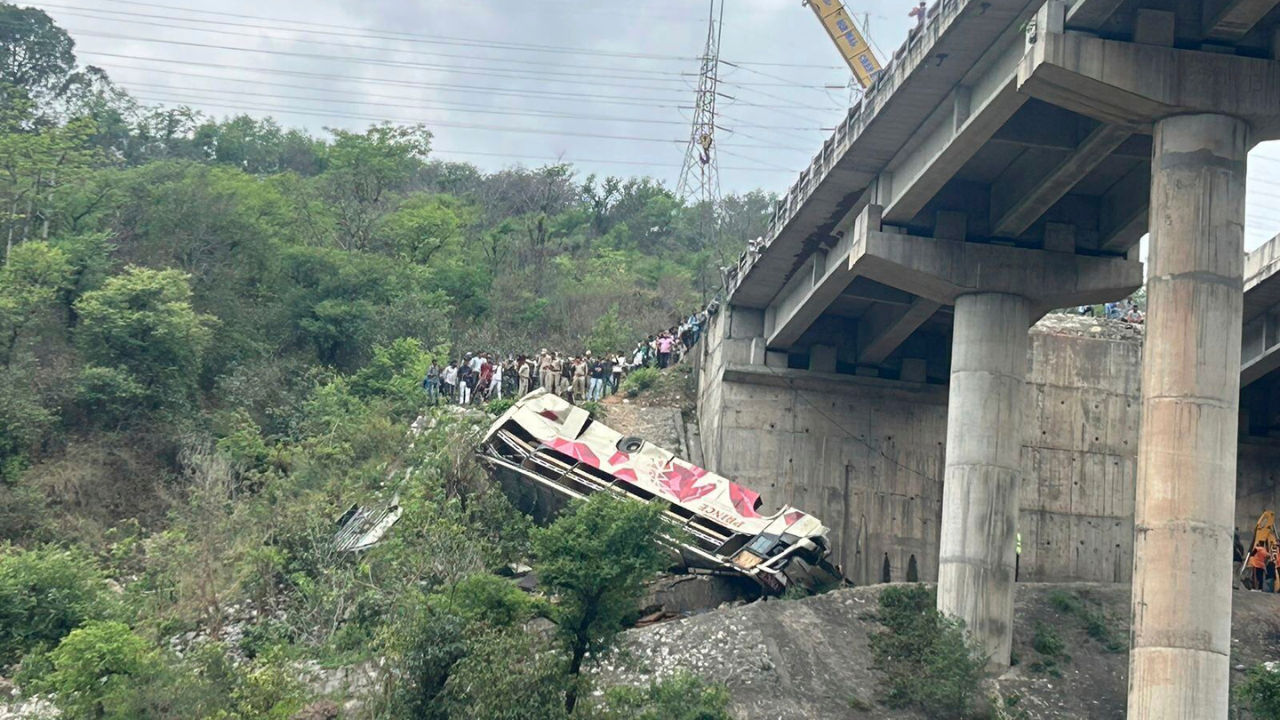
725,0,966,300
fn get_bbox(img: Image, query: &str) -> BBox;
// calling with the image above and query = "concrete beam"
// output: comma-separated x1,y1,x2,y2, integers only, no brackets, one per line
1018,32,1280,141
882,73,1028,224
989,104,1152,159
1098,162,1150,253
1065,0,1126,30
1203,0,1280,42
1242,311,1280,387
846,205,1145,313
764,207,878,348
857,298,944,365
991,123,1133,238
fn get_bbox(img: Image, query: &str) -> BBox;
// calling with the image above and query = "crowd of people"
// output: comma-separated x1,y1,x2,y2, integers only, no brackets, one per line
1076,298,1145,323
420,302,719,407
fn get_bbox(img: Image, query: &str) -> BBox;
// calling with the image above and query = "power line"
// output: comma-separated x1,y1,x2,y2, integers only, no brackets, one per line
50,27,705,95
53,0,701,62
110,72,829,134
428,148,796,174
115,81,696,128
35,3,842,91
66,0,849,69
125,90,797,154
81,52,693,108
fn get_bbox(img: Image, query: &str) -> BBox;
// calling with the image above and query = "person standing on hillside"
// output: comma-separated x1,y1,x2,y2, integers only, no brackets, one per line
477,354,494,402
517,355,532,396
551,353,566,396
1249,542,1269,591
423,361,441,406
457,361,473,405
588,356,605,401
611,352,624,394
488,356,503,401
570,356,587,403
600,354,615,396
657,332,673,369
442,360,458,403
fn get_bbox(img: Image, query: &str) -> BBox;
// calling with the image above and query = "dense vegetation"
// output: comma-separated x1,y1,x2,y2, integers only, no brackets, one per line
0,4,760,716
869,585,988,719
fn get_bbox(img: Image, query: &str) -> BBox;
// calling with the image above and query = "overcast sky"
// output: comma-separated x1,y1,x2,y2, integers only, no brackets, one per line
31,0,1280,251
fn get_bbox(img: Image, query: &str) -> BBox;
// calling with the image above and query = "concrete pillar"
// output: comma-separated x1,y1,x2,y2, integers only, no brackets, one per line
1128,114,1248,720
937,292,1030,668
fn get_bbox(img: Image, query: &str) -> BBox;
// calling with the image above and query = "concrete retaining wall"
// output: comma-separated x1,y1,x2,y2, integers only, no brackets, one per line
694,308,1258,586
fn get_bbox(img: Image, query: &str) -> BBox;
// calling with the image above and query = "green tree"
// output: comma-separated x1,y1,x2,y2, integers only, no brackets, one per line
73,266,214,416
380,193,473,264
532,494,669,714
0,238,70,364
585,306,632,357
321,123,432,251
0,4,75,100
1240,663,1280,719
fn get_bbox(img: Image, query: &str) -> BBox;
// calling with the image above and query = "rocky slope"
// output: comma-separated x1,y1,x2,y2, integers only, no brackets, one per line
601,582,1280,720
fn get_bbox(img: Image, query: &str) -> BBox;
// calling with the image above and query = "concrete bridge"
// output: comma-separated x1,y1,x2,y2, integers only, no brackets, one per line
699,0,1280,716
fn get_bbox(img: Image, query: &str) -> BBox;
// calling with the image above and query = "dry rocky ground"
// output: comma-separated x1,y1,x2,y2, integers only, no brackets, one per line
600,582,1280,720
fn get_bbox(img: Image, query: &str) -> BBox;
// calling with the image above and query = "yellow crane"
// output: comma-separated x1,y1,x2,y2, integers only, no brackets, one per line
803,0,883,90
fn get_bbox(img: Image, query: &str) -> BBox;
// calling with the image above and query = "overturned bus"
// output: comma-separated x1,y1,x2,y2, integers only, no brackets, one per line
478,390,843,594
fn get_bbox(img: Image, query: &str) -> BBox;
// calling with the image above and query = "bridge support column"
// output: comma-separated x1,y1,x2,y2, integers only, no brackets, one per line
937,292,1030,669
1128,113,1247,720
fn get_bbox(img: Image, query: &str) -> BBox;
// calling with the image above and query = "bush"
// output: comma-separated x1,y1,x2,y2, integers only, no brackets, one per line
440,629,570,720
621,367,660,397
600,671,733,719
0,545,111,665
44,621,159,720
381,604,469,720
1239,664,1280,719
869,585,988,719
1031,622,1065,658
486,397,515,417
428,574,536,629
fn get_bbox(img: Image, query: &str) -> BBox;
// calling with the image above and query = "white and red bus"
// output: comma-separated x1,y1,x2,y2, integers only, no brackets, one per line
479,390,842,594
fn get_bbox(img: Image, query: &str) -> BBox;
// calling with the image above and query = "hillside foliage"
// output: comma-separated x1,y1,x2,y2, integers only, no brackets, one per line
0,5,760,717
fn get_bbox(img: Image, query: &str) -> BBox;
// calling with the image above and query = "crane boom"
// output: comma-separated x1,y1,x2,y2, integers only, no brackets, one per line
803,0,882,89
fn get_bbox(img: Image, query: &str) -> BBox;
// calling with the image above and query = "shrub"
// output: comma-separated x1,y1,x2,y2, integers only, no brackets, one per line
1239,663,1280,720
44,621,159,720
0,545,110,665
869,585,988,719
578,399,607,420
486,397,515,416
428,574,536,629
600,671,733,719
381,604,469,720
621,367,660,397
1031,622,1065,658
440,629,569,720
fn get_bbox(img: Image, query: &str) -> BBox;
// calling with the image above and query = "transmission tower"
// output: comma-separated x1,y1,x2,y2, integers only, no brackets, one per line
677,0,724,218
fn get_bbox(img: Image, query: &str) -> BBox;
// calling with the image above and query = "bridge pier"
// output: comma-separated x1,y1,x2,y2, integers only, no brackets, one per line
1127,114,1248,720
827,206,1142,666
937,292,1029,668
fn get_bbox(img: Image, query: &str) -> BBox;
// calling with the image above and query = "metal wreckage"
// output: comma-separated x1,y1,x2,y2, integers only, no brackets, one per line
478,389,843,594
